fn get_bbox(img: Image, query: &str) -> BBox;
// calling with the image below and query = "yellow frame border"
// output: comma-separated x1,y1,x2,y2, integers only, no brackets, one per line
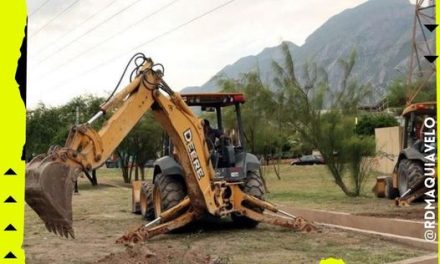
0,1,26,264
436,0,439,257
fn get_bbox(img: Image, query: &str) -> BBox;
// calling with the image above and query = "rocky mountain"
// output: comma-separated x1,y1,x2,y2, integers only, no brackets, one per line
182,0,433,103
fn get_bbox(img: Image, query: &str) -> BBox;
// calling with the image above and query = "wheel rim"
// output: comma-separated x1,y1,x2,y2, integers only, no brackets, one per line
398,172,408,195
153,186,162,217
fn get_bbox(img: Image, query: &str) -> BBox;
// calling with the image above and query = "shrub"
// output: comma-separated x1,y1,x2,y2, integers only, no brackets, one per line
355,114,399,136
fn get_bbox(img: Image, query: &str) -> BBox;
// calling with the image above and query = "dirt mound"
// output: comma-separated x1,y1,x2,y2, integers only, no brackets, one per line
96,244,220,264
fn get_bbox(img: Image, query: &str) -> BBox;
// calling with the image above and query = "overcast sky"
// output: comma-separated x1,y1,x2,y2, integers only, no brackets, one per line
27,0,371,108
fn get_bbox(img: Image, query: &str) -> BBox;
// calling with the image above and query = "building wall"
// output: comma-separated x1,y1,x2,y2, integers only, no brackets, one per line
374,126,403,174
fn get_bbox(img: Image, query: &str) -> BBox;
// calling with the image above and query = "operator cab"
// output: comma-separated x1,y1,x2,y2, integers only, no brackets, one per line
165,92,247,181
401,102,436,151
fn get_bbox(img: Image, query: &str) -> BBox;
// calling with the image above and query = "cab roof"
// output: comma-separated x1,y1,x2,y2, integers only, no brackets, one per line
402,101,436,116
181,92,245,107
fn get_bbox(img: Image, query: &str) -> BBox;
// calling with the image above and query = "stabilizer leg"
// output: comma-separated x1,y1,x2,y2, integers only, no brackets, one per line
239,207,317,232
116,197,196,244
236,192,317,232
395,176,431,206
396,186,429,206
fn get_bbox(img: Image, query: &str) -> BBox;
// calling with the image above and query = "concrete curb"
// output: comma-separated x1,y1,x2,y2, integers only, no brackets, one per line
285,207,438,251
320,223,437,251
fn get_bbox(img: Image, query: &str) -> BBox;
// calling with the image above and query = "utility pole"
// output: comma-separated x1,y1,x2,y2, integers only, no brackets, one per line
406,0,436,105
74,106,80,194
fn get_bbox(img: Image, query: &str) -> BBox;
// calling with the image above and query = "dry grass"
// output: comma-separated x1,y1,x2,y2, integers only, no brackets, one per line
24,165,433,264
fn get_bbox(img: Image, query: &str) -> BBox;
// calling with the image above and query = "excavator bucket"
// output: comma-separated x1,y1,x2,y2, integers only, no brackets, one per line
25,154,81,238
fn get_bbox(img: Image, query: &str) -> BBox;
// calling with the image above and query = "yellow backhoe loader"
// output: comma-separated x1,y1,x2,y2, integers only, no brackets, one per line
25,53,315,244
373,102,437,206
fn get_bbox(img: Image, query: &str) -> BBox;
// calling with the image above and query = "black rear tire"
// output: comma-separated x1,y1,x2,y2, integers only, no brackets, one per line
231,171,266,228
153,173,187,218
140,182,155,220
397,159,423,197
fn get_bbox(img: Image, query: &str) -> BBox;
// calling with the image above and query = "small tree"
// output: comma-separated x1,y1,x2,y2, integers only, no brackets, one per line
116,113,163,183
272,43,375,196
132,113,163,180
116,138,132,183
26,95,105,161
346,135,376,196
218,72,277,156
26,104,67,160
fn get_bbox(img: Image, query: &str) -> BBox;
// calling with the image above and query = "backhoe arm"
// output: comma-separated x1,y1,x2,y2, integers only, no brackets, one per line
25,57,216,238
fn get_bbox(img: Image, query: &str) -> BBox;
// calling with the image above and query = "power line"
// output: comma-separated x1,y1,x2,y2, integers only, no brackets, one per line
31,0,81,37
37,0,144,64
131,0,236,51
38,0,182,70
34,0,119,56
29,0,52,16
37,0,238,91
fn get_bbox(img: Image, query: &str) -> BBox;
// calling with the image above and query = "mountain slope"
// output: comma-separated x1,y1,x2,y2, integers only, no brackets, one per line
182,0,429,100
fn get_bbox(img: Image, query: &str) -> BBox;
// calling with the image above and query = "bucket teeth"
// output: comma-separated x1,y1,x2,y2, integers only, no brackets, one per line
62,227,69,238
43,220,75,238
44,222,51,233
68,229,75,239
52,224,58,235
49,223,55,234
56,225,63,236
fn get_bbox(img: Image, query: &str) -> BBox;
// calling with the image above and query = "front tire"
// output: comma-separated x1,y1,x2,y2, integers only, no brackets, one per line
232,171,266,228
153,173,187,218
